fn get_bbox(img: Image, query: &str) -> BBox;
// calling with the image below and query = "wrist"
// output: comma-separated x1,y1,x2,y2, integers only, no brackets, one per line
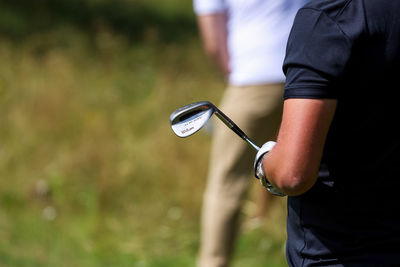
254,141,286,197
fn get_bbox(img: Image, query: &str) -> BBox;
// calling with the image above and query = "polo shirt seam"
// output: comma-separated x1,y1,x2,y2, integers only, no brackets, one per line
284,87,338,99
335,0,353,20
300,7,352,47
285,85,327,90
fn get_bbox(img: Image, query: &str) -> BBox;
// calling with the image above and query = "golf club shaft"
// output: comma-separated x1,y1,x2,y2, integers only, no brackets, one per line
214,108,260,151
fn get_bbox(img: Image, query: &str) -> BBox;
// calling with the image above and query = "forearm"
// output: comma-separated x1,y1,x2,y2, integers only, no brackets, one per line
263,141,320,196
197,13,230,77
262,99,337,196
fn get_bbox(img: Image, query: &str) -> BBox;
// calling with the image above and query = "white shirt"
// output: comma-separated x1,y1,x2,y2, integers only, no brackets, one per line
194,0,307,86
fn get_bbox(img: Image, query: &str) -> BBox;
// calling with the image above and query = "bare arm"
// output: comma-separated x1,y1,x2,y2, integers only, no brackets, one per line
263,98,337,196
197,13,230,77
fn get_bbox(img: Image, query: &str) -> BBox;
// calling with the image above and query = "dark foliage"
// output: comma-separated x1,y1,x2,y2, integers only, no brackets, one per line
0,0,197,43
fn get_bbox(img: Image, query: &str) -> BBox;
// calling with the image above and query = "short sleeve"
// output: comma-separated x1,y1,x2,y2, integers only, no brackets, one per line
283,8,352,99
193,0,227,15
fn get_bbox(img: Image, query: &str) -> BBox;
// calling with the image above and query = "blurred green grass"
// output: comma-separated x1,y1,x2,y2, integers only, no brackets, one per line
0,1,288,266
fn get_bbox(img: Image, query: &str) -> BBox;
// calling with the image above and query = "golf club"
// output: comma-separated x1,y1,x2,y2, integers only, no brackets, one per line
169,101,260,151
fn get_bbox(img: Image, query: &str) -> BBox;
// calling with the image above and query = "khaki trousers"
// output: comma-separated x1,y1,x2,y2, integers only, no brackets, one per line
197,84,284,267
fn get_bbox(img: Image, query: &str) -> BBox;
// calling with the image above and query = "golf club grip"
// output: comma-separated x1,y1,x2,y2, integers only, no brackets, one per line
214,109,260,151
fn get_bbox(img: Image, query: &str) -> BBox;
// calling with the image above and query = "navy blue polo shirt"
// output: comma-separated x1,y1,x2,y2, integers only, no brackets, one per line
283,0,400,265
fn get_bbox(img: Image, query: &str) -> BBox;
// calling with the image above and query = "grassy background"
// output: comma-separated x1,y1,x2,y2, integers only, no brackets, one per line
0,1,288,266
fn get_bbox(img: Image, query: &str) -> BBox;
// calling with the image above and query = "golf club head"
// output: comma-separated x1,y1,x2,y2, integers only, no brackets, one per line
170,101,215,138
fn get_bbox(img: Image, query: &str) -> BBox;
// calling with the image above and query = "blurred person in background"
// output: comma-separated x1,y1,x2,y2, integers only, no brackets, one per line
193,0,307,266
254,0,400,265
